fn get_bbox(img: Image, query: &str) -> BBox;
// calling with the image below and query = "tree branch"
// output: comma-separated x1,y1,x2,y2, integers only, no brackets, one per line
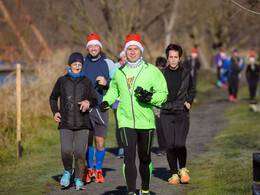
229,8,243,19
229,0,260,15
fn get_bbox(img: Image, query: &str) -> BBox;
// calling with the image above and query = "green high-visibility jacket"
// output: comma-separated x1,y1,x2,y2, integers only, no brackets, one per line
103,61,168,129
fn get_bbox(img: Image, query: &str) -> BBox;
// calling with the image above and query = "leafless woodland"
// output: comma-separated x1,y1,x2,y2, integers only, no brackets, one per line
1,0,260,67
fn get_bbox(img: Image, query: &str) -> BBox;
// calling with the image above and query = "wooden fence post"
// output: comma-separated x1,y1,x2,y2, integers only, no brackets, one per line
16,63,21,158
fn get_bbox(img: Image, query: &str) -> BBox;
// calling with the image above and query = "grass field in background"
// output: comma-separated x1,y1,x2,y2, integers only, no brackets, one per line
188,85,260,194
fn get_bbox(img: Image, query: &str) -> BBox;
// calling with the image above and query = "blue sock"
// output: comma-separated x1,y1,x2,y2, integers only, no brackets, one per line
86,146,94,169
95,147,106,170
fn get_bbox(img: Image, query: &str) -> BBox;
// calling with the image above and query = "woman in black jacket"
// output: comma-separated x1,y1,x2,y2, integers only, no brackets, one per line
49,52,97,190
246,54,259,102
160,44,196,185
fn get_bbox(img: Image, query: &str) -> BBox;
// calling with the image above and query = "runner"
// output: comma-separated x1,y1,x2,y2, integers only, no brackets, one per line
183,49,200,103
246,52,259,103
183,48,200,91
227,49,245,102
49,52,97,190
160,44,196,185
100,34,168,195
82,33,115,183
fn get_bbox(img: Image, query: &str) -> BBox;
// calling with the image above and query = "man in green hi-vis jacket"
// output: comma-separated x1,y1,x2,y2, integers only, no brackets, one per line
100,34,168,195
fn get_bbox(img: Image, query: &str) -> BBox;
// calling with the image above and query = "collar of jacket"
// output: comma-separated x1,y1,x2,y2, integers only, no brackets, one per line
86,52,105,62
66,73,84,82
162,64,190,79
119,60,148,71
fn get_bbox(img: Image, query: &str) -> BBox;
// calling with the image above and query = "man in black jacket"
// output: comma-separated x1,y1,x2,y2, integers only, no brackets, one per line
183,49,200,92
161,44,196,185
49,52,97,190
227,49,244,102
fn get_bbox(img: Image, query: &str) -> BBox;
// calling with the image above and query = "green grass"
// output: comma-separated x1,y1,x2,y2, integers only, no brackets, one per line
196,69,217,93
0,70,217,195
1,69,259,194
188,86,260,194
0,109,117,195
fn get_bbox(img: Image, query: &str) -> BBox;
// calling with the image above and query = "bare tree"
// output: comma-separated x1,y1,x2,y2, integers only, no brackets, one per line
163,0,179,49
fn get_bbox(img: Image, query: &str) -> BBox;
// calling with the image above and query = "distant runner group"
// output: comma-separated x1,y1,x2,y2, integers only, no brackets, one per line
49,33,196,195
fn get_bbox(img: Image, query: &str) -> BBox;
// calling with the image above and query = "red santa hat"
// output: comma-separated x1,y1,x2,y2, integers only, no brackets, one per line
86,33,102,49
220,51,226,58
191,49,198,57
249,53,255,62
124,34,144,53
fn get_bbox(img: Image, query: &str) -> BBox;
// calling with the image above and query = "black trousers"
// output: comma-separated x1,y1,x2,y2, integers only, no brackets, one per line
155,115,166,151
161,112,190,174
113,109,123,148
121,127,154,192
228,75,239,98
217,66,221,80
248,79,259,100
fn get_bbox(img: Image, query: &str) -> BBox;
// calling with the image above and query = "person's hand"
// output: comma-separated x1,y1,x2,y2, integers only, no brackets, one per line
54,112,61,123
184,101,191,110
96,76,107,86
78,100,90,112
99,101,110,112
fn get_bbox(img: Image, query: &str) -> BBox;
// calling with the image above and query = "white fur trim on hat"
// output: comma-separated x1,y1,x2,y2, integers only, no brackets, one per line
124,41,144,53
249,57,255,62
86,40,102,49
220,52,226,58
120,50,125,58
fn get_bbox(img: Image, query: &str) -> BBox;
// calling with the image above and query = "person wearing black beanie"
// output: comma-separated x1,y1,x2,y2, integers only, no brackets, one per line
49,52,97,190
68,52,84,66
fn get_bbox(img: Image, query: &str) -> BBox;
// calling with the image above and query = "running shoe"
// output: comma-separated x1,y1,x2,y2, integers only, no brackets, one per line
179,167,190,183
127,192,136,195
83,168,95,183
60,170,71,187
229,95,234,102
168,174,179,185
139,189,150,195
74,178,85,191
95,170,104,183
233,98,237,102
117,148,124,158
157,149,166,156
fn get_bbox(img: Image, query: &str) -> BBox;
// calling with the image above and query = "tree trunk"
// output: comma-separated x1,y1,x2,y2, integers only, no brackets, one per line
198,46,211,70
163,0,179,49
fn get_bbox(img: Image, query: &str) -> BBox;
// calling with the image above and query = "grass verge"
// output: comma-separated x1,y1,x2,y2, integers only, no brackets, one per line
0,109,117,195
188,85,260,194
3,69,256,194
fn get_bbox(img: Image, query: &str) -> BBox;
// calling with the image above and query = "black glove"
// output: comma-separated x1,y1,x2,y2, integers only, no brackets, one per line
95,81,103,95
99,101,110,112
135,86,153,104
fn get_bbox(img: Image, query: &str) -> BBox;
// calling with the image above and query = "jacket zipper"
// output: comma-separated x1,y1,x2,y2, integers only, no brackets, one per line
127,65,144,129
73,82,76,128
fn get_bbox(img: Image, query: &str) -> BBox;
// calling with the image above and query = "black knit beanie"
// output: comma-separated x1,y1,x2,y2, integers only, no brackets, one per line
68,52,83,66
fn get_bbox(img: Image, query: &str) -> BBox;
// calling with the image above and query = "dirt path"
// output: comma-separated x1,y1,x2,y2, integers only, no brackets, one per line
48,87,231,195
